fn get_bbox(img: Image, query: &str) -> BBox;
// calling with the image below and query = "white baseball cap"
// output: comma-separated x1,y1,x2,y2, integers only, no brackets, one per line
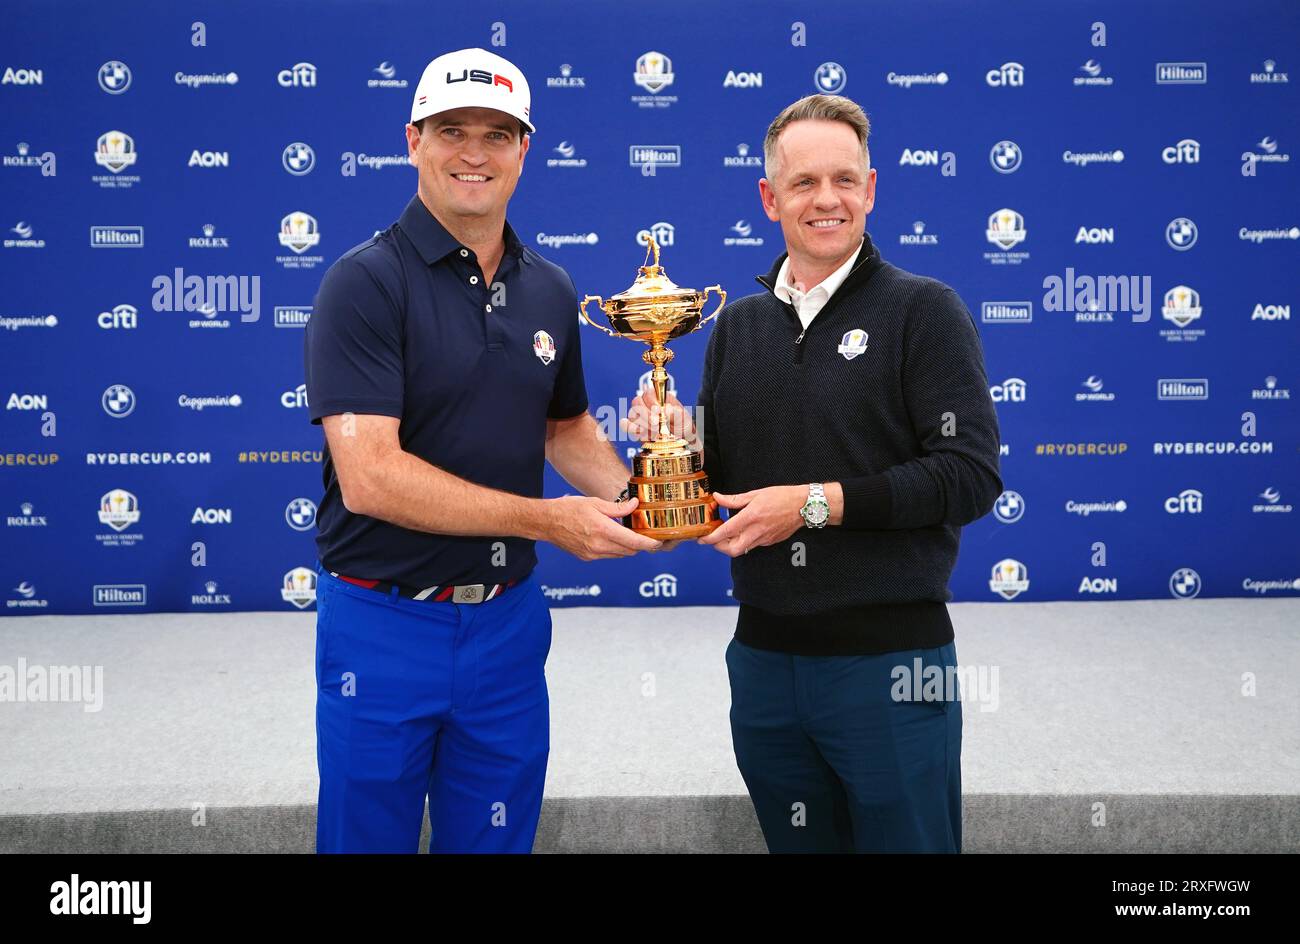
410,48,534,134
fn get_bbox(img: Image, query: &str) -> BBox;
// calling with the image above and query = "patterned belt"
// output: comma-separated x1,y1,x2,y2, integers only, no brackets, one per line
328,572,516,604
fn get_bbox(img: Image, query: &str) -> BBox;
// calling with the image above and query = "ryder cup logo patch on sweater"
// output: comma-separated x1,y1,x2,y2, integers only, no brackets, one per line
533,330,556,364
837,328,869,360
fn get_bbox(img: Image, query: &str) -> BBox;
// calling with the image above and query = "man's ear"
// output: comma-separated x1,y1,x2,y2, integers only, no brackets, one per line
759,178,780,223
405,122,420,167
518,132,530,171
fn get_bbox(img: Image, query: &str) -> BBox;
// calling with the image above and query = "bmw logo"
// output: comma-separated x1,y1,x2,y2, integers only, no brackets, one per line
285,497,318,532
993,490,1024,523
98,60,132,94
101,384,136,418
1165,217,1198,251
990,140,1022,174
1169,567,1202,600
814,62,847,94
282,142,316,176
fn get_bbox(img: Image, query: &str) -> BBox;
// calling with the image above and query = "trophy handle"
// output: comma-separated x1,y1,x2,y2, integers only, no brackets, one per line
578,295,620,338
697,285,727,327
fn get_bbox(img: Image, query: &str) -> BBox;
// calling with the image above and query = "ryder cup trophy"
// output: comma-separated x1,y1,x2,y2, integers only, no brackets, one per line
579,236,726,539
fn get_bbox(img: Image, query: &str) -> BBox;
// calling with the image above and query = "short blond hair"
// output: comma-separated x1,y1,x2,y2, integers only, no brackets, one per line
763,94,871,180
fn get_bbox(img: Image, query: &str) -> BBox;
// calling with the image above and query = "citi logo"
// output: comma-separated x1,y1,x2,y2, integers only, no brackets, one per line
1156,62,1207,84
639,573,677,598
1075,226,1114,244
1165,489,1204,514
990,378,1027,403
1162,138,1200,163
281,383,308,408
277,62,316,87
98,304,138,329
986,62,1024,87
1157,378,1209,400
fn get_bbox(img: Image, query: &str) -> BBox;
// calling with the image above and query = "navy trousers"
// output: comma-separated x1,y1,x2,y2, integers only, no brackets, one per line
726,636,963,853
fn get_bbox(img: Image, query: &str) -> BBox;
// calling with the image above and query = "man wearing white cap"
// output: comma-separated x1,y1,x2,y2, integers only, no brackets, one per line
304,48,660,853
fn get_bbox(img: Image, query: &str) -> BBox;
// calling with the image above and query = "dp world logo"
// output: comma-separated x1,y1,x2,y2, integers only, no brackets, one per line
282,142,315,175
285,497,317,531
101,384,136,418
993,490,1024,523
98,60,132,94
990,140,1022,173
815,62,847,93
1165,217,1198,250
1169,567,1202,600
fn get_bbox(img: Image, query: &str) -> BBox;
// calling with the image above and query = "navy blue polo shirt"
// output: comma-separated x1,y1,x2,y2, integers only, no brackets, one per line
304,194,588,588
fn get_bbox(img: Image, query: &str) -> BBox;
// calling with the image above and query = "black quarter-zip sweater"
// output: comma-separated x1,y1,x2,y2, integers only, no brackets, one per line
697,231,1003,656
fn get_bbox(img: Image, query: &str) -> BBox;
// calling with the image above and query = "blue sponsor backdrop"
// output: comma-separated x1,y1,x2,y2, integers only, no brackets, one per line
1,0,1297,614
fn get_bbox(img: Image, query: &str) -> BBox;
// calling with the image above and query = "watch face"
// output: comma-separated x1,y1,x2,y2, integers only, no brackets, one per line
805,501,829,525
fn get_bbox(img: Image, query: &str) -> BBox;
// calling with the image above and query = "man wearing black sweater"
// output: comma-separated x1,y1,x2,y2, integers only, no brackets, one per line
630,95,1001,853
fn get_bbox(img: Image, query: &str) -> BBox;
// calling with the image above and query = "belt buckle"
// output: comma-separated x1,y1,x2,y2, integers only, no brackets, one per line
452,583,486,604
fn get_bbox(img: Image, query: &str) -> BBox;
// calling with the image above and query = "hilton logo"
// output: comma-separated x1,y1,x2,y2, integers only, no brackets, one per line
93,584,146,606
1156,62,1207,84
1157,378,1209,400
90,225,143,248
981,301,1032,324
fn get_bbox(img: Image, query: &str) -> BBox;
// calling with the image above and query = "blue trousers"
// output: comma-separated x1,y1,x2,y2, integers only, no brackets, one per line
314,564,552,853
726,637,963,853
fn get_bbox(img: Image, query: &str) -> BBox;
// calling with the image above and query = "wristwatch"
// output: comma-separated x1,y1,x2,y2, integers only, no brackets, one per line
799,483,830,529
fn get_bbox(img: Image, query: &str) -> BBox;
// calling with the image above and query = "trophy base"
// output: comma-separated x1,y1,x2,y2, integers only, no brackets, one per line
627,439,723,540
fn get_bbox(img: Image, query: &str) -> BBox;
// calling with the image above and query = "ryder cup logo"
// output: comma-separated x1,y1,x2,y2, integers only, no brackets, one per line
1162,285,1202,326
989,559,1029,600
95,131,137,173
98,489,140,532
281,567,318,609
101,384,136,418
634,52,674,92
279,212,320,254
987,209,1026,248
837,328,869,360
815,62,847,93
533,330,556,364
1166,217,1198,250
98,60,132,94
282,142,315,175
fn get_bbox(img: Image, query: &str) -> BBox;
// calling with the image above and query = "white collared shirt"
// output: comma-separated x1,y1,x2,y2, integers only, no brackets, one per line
773,237,865,331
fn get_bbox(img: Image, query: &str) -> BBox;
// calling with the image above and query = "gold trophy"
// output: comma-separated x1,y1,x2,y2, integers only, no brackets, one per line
579,236,726,539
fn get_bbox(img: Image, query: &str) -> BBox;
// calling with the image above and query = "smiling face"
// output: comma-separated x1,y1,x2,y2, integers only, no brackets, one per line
405,105,529,226
759,119,876,277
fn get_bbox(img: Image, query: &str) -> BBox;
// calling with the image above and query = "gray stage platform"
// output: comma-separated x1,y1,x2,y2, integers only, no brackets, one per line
1,599,1296,853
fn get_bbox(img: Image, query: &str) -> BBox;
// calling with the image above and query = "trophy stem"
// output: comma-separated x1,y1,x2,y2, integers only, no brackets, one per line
642,341,675,443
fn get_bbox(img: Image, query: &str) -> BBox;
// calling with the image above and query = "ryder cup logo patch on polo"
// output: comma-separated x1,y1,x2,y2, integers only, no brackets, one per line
837,328,869,360
533,330,556,364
